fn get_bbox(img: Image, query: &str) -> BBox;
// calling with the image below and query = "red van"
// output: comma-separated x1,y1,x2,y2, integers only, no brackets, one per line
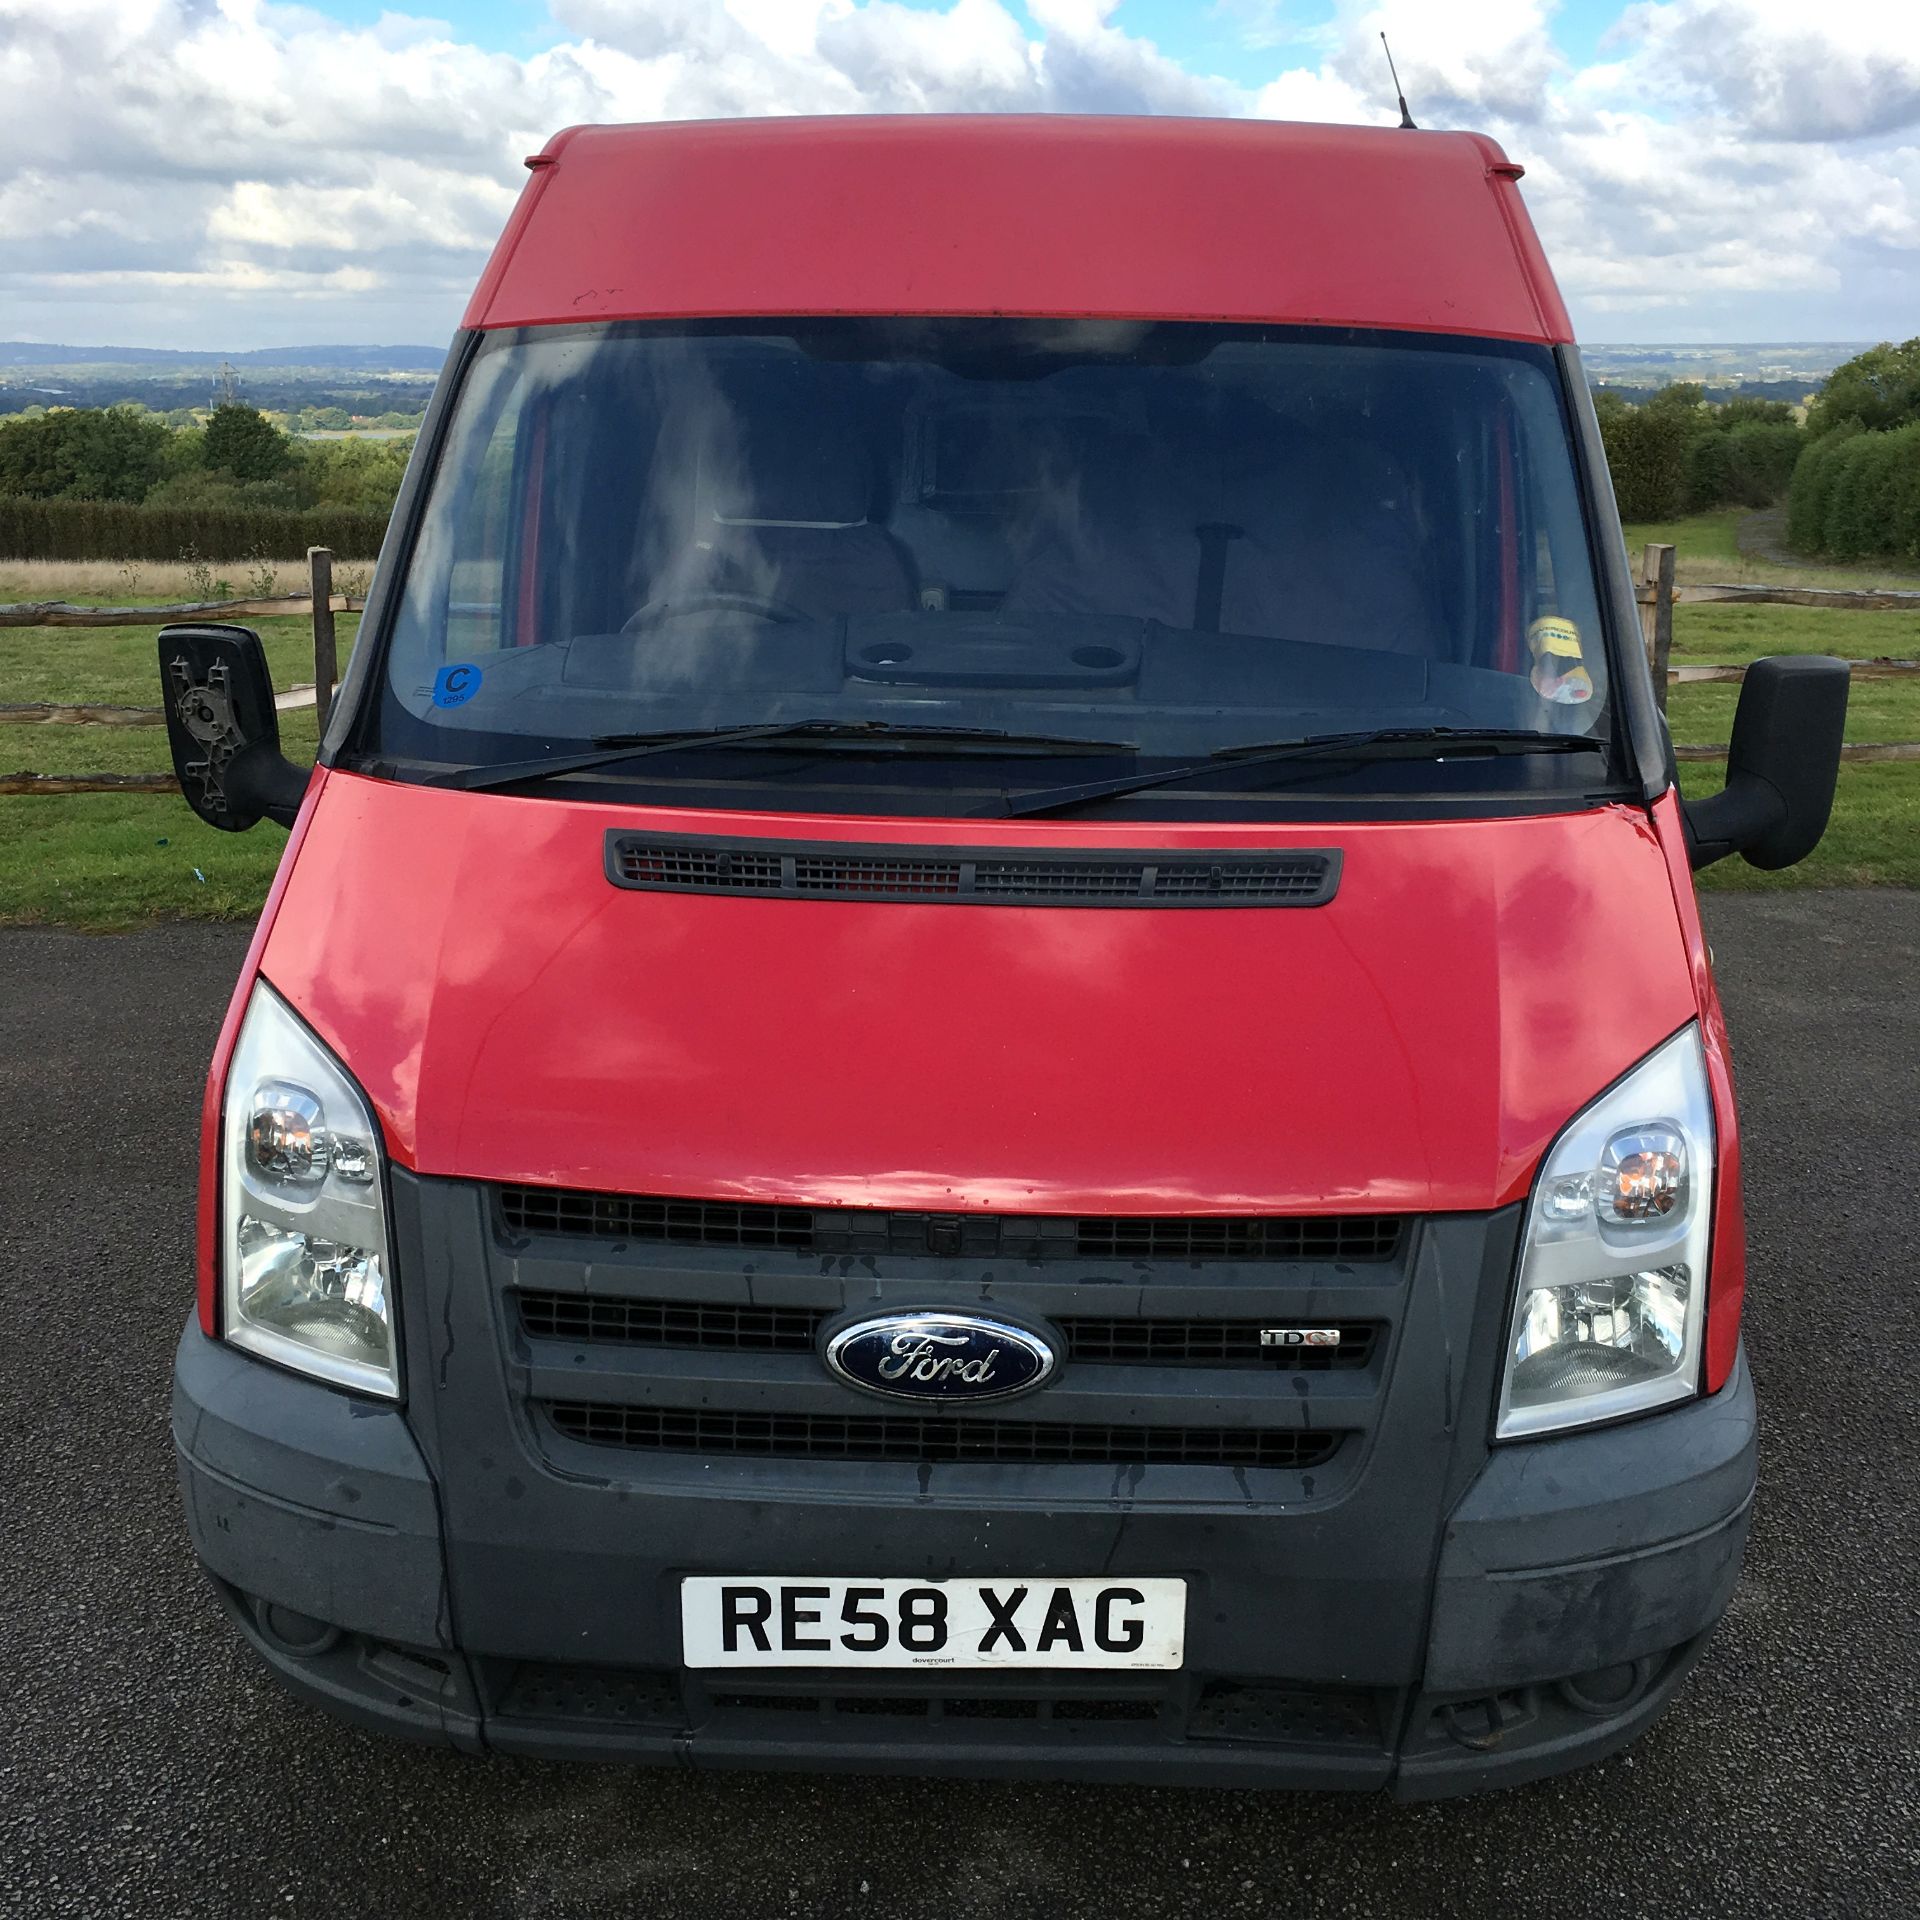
160,116,1847,1797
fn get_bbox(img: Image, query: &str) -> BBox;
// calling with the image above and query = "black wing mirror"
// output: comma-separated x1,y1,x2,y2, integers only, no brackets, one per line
157,624,309,832
1683,655,1849,871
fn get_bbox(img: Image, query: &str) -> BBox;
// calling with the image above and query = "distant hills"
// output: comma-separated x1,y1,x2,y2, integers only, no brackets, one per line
0,338,1872,423
1581,342,1869,385
1,341,1874,380
0,343,445,371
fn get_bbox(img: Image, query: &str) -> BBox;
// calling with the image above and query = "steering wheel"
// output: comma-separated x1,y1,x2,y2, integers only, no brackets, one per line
623,590,807,633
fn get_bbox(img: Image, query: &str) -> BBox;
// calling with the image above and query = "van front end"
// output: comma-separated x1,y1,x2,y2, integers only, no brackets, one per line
161,116,1843,1798
175,1160,1757,1800
169,784,1761,1801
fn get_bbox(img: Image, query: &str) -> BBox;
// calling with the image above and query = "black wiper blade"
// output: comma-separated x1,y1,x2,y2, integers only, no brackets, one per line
724,722,1138,752
428,723,807,792
428,720,1136,793
979,727,1605,821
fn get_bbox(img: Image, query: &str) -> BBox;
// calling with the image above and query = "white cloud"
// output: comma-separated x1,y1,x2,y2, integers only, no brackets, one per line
0,0,1913,347
817,1,1038,112
1324,0,1566,125
1613,0,1920,142
1252,0,1920,336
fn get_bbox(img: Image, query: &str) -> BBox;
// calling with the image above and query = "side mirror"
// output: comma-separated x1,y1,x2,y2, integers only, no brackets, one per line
1683,655,1849,871
157,624,309,832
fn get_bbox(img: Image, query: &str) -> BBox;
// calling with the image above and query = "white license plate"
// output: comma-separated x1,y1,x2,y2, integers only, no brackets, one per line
681,1576,1186,1669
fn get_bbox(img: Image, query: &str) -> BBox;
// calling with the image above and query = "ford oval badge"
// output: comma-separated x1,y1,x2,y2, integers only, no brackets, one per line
824,1311,1058,1405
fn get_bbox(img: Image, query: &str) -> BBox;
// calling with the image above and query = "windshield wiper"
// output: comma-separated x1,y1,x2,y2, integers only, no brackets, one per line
978,727,1607,821
428,720,1138,794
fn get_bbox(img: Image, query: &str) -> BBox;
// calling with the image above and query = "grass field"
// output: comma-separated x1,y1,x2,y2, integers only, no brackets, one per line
0,558,374,603
1622,512,1920,887
1,615,352,929
1668,601,1920,664
1620,508,1920,590
0,616,351,706
1,513,1914,928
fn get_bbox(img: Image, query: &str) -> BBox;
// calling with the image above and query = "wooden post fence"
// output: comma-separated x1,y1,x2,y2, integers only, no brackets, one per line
13,540,1920,797
1636,542,1676,713
309,546,336,735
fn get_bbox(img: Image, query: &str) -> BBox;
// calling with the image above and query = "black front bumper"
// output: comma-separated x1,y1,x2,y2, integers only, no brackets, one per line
172,1176,1757,1799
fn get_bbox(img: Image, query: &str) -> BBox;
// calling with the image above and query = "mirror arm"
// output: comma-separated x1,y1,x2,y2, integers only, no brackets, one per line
1682,776,1787,871
224,742,308,830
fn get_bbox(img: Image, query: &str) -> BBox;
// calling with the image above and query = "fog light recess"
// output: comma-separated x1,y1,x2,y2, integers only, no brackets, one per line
1556,1658,1655,1717
254,1597,343,1658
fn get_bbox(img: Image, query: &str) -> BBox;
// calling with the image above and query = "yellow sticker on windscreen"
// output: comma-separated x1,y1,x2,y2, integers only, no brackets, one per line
1527,615,1593,705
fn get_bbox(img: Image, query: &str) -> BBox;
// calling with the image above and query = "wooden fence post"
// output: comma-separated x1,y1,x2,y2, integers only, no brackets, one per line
309,547,335,735
1636,542,1676,712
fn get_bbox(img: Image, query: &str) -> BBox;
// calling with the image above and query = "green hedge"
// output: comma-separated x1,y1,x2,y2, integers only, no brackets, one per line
1599,403,1805,521
1787,421,1920,562
1685,421,1803,513
0,495,387,562
1785,421,1859,550
1598,405,1694,521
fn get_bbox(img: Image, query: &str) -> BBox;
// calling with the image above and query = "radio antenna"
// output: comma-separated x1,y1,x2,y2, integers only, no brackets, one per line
1380,33,1418,129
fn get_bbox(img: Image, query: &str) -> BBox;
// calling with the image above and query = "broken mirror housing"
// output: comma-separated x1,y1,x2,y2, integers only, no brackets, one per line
157,623,307,831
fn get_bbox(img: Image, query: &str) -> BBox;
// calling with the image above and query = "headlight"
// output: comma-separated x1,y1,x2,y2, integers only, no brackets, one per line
1497,1025,1713,1439
220,981,398,1398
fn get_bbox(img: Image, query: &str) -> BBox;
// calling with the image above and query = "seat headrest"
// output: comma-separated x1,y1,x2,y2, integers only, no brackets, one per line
702,406,874,530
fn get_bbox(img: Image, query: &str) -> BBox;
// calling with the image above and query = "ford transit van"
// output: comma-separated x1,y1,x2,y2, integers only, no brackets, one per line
160,116,1848,1797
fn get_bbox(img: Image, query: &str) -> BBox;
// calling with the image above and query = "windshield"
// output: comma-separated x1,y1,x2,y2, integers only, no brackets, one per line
364,320,1617,817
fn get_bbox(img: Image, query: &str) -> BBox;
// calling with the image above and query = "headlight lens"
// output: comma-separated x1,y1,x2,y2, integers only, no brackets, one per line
221,982,397,1398
1497,1026,1713,1439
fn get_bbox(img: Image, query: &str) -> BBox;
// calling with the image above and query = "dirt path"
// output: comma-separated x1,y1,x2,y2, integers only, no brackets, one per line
1737,505,1920,580
1735,507,1796,565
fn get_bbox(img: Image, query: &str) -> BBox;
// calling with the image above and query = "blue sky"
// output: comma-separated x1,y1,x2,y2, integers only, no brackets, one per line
3,0,1915,349
1038,0,1618,87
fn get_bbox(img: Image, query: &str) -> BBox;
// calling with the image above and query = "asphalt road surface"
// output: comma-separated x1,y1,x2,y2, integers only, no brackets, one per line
2,894,1915,1920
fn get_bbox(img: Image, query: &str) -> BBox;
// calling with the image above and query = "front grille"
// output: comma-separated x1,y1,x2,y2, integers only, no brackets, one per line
498,1185,1402,1265
606,832,1339,909
500,1187,813,1251
518,1292,1379,1373
542,1403,1341,1469
1073,1216,1401,1262
521,1294,823,1351
1063,1319,1375,1370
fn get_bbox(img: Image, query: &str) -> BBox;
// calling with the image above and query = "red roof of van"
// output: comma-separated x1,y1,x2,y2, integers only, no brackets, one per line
464,116,1572,345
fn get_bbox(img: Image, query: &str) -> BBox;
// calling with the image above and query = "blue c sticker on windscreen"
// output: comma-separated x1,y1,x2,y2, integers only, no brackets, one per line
432,663,482,708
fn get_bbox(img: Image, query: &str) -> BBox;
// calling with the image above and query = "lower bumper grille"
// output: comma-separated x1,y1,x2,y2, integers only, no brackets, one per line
542,1402,1342,1470
714,1691,1160,1723
1187,1681,1382,1746
488,1663,1384,1750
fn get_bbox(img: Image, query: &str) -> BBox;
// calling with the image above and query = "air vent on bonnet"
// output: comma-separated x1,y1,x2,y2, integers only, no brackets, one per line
605,833,1339,908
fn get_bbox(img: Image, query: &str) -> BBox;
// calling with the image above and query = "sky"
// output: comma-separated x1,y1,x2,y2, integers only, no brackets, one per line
0,0,1915,351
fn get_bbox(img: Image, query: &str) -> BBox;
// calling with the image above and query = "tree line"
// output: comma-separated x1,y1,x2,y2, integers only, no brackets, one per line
0,401,404,560
5,350,1919,570
1783,340,1920,563
1594,339,1920,565
1592,387,1803,522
